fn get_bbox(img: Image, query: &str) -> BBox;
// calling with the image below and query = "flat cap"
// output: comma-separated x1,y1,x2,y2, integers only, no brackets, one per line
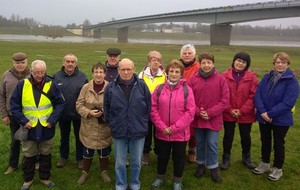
106,48,121,56
12,52,27,61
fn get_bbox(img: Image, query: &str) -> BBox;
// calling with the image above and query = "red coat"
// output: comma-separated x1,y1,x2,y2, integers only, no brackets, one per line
183,61,199,80
189,71,229,131
222,68,258,123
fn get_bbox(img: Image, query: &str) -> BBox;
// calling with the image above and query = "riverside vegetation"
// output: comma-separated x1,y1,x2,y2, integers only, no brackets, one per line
0,41,299,190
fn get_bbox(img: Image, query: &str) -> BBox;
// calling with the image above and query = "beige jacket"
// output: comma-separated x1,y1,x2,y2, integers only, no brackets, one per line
76,80,112,150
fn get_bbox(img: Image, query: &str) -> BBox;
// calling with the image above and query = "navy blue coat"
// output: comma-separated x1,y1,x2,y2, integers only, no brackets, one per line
254,69,299,126
10,75,65,141
104,74,151,139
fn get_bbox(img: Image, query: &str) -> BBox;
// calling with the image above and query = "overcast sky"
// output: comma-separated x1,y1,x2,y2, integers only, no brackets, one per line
1,0,299,27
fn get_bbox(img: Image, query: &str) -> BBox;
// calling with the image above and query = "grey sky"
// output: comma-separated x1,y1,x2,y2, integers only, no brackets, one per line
1,0,299,27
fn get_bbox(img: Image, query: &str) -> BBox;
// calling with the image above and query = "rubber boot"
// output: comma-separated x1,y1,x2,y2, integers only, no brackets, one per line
242,153,256,169
77,158,93,185
220,153,230,170
99,157,111,183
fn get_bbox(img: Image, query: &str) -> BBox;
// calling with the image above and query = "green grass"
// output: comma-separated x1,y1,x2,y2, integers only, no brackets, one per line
0,41,299,190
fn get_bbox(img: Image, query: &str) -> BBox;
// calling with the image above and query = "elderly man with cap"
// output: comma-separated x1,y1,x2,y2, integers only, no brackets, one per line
105,48,121,82
0,52,31,175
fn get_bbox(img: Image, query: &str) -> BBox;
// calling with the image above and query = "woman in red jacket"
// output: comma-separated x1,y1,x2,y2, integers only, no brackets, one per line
220,52,258,170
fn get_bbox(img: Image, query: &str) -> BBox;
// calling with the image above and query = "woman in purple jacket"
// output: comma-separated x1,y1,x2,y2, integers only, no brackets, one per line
189,53,229,183
150,60,195,190
220,52,258,170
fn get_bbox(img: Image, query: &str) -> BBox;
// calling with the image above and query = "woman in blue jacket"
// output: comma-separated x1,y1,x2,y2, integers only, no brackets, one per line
253,52,299,181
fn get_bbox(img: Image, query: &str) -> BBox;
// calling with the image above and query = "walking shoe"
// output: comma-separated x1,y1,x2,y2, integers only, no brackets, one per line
242,153,256,169
40,179,56,187
173,182,183,190
56,158,67,168
151,178,164,189
4,166,17,175
20,180,33,190
141,153,149,165
252,161,270,174
195,164,206,178
220,154,231,170
101,170,112,183
268,167,283,181
210,168,222,183
188,150,196,163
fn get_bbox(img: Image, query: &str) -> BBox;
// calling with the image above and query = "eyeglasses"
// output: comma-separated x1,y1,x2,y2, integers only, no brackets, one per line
275,61,287,65
32,71,46,76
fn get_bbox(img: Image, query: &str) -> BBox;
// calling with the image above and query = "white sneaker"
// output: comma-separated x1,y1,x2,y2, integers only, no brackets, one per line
252,161,270,174
268,167,283,181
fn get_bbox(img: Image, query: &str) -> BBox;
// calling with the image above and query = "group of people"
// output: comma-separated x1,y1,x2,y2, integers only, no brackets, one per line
0,44,299,190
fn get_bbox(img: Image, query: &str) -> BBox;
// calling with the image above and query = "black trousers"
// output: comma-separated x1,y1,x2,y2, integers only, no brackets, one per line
8,116,21,168
58,118,83,161
156,139,187,178
143,119,157,154
222,121,253,155
259,123,289,169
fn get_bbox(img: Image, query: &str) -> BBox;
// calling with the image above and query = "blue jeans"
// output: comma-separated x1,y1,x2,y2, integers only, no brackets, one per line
114,137,145,190
58,119,83,161
194,128,219,169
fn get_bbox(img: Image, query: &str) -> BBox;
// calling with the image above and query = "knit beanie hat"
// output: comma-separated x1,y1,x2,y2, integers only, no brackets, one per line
232,52,251,70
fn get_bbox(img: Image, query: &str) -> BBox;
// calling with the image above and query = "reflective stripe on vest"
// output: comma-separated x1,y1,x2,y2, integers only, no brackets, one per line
142,73,166,93
22,79,53,127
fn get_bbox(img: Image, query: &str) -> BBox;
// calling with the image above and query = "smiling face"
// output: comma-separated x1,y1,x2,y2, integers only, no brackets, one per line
200,58,214,73
31,61,46,83
274,58,289,73
13,59,28,73
181,49,195,63
233,59,247,72
168,67,182,83
92,67,106,84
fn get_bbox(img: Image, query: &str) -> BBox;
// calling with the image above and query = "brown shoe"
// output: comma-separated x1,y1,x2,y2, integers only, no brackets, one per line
141,154,149,165
21,180,33,190
77,160,83,170
4,166,17,175
188,150,196,163
56,158,67,168
101,170,111,183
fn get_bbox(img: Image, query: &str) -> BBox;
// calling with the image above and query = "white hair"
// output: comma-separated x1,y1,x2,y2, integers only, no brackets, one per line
31,60,47,70
180,44,196,55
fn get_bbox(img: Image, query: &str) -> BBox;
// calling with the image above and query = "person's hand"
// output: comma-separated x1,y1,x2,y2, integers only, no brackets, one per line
46,123,52,128
163,127,173,135
90,109,103,118
2,116,10,126
200,108,209,120
231,109,241,118
261,112,272,123
24,122,33,129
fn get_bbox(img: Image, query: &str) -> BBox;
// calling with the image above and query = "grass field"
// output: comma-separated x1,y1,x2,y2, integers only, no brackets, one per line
0,41,299,190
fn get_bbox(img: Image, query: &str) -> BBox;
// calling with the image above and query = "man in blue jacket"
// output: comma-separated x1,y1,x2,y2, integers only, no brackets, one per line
10,60,65,190
104,58,151,190
53,54,88,169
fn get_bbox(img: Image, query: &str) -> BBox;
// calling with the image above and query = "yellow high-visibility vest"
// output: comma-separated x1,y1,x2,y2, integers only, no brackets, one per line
22,79,53,127
142,73,166,93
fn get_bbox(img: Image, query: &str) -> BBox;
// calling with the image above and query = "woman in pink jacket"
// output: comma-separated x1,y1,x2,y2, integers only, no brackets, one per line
150,60,195,190
220,52,258,170
189,53,229,183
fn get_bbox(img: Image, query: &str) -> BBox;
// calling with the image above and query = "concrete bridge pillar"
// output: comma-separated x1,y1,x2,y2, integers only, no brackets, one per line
93,29,102,38
210,24,232,46
83,29,93,37
117,27,129,43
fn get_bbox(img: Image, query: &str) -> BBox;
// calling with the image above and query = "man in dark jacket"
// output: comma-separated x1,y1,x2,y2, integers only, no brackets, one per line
53,54,88,169
10,60,65,190
104,48,121,82
104,58,151,190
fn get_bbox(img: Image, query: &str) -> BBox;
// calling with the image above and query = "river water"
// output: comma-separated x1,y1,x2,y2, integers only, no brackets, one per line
1,34,300,47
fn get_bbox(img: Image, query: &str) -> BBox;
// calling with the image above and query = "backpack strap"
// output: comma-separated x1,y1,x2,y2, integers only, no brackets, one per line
156,83,188,110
